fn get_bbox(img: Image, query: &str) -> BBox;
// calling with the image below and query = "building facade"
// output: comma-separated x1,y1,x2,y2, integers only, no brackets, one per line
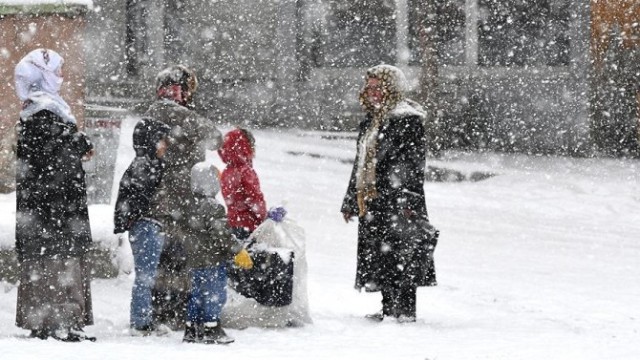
83,0,608,155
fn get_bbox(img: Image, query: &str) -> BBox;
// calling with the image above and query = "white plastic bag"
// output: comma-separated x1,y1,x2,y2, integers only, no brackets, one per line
222,218,312,328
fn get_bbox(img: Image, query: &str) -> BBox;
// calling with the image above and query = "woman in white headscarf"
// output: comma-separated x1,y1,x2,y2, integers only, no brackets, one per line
14,49,96,341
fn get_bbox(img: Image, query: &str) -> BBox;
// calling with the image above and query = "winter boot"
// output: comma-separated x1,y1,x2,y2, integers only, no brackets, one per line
182,322,199,343
396,315,417,323
130,323,171,337
68,327,97,342
364,311,385,322
29,329,51,340
200,322,234,344
51,328,95,342
395,286,417,324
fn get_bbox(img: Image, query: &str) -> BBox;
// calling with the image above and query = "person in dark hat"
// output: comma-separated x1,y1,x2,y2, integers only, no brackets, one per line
144,65,223,330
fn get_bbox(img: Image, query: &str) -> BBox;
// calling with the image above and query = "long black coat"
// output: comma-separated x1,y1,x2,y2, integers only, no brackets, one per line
342,110,435,291
15,110,93,262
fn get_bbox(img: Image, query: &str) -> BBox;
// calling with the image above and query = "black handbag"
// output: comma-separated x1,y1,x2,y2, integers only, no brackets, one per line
397,216,439,286
418,218,439,286
228,247,294,307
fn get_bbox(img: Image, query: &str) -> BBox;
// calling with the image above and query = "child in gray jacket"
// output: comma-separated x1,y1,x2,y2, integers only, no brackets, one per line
181,163,253,344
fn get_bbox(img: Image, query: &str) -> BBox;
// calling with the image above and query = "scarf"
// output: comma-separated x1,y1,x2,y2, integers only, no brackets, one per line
355,65,407,216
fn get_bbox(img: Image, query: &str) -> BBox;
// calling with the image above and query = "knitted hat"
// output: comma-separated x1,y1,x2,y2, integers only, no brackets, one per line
191,162,221,197
155,64,198,105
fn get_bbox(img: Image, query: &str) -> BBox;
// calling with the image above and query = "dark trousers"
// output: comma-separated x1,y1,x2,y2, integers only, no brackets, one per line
230,227,252,243
382,285,416,318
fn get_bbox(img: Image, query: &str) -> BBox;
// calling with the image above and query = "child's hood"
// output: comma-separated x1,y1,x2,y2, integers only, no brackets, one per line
191,162,221,197
133,118,170,158
218,128,253,166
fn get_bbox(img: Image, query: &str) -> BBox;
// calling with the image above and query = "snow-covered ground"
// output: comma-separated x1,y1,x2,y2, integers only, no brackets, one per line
0,116,639,359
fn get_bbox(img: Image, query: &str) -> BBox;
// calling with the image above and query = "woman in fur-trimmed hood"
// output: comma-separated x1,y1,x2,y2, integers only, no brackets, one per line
341,64,438,323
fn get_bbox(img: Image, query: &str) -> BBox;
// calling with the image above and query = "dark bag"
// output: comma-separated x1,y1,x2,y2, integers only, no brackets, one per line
397,216,439,286
417,218,439,286
228,247,294,307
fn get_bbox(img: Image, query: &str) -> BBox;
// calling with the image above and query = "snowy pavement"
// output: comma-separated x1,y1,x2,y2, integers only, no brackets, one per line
1,117,639,359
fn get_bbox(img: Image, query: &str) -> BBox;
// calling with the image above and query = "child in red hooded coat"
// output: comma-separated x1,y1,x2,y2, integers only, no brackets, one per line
218,128,285,241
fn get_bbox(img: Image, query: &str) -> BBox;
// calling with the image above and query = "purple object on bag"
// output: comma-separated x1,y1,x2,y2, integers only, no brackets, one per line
267,207,287,222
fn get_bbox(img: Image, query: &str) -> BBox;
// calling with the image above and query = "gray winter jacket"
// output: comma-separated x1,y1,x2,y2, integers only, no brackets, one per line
180,195,242,269
143,100,222,224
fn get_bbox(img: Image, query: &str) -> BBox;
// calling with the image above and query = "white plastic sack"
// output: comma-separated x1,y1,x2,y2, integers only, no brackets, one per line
222,218,312,328
114,233,134,275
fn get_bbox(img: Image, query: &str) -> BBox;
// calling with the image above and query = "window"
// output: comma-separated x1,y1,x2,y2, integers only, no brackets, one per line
477,0,570,66
407,0,570,67
408,0,466,66
319,0,397,67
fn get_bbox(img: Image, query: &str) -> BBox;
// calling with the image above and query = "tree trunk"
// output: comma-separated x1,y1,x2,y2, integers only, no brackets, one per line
417,1,442,155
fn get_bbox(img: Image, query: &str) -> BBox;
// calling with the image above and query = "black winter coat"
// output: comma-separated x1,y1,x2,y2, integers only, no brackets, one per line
113,156,164,233
342,110,436,291
15,110,93,262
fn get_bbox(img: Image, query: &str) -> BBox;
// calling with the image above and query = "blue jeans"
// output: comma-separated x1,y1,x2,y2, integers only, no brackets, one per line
187,265,227,324
129,219,165,328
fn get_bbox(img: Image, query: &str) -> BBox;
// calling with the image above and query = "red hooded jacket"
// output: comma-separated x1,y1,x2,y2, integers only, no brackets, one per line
218,129,267,232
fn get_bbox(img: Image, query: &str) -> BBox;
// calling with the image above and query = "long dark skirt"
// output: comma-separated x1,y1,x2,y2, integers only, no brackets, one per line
16,256,93,331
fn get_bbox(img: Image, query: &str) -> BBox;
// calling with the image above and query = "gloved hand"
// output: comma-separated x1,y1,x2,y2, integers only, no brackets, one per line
267,206,287,223
342,211,355,223
234,249,253,270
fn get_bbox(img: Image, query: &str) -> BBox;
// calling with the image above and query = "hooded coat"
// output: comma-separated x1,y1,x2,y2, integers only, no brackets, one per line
218,129,267,232
180,164,242,270
113,119,170,233
341,65,436,291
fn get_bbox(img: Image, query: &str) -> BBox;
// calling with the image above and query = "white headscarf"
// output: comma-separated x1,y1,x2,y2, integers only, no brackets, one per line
14,48,76,124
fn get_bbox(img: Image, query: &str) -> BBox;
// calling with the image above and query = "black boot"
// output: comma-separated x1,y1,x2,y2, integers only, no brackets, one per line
68,327,97,342
396,286,417,323
364,311,384,322
381,287,398,317
182,322,199,343
201,322,234,344
29,329,50,340
51,328,87,342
